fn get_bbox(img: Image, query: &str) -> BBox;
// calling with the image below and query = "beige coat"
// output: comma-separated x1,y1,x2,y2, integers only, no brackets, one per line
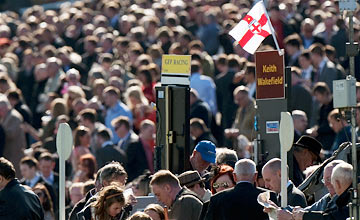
2,109,26,178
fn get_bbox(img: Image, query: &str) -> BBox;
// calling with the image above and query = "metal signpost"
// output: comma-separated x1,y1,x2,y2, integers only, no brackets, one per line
155,55,191,174
255,50,291,163
56,123,73,220
279,112,294,207
339,1,358,219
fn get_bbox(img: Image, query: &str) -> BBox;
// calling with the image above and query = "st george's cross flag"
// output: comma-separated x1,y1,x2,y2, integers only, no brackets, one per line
229,1,272,54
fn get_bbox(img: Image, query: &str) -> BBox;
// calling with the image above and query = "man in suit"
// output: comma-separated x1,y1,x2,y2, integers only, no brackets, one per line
215,54,243,129
190,88,212,128
310,43,343,92
284,34,302,67
78,108,106,153
95,128,127,168
205,159,275,220
292,110,308,143
262,158,307,208
19,156,57,213
309,83,335,152
0,157,44,219
225,86,255,142
126,120,155,181
38,152,59,189
190,118,217,150
112,115,138,152
290,67,313,123
38,152,59,212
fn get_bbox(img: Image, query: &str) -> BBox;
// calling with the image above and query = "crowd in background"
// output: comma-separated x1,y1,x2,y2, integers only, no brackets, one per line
0,0,359,219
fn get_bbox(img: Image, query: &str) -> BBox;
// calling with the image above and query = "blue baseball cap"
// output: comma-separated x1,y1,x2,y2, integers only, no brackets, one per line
195,141,216,163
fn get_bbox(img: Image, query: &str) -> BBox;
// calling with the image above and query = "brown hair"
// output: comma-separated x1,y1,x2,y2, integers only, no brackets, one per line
33,183,54,215
79,153,97,180
150,170,179,187
94,184,125,219
74,125,90,147
111,116,130,130
144,204,165,220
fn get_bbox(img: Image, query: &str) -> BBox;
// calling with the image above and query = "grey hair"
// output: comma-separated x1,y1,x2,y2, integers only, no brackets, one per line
234,159,256,176
216,148,238,165
324,160,344,171
331,162,353,187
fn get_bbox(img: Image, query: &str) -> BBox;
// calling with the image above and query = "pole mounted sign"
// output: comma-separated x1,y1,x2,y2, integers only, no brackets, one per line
56,123,73,220
255,50,285,100
161,55,191,86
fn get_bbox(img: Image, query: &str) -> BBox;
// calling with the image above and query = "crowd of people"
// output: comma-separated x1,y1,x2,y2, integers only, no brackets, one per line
0,0,359,219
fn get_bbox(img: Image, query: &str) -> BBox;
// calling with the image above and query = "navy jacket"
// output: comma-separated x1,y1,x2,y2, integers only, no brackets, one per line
0,178,44,219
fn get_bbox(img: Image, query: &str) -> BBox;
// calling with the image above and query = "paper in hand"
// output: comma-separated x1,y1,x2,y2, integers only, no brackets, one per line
257,191,278,220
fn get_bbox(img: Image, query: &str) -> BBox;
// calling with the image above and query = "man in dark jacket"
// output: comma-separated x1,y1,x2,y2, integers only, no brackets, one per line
262,158,307,208
0,157,44,219
205,159,276,220
95,128,127,168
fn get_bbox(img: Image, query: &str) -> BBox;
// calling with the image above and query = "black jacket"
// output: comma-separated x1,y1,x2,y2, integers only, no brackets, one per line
125,139,150,182
205,182,276,220
0,179,44,219
95,143,127,168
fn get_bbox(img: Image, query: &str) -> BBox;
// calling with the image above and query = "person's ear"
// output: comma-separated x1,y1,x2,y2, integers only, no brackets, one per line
335,180,341,191
164,184,171,193
253,172,258,182
277,170,281,178
233,173,238,183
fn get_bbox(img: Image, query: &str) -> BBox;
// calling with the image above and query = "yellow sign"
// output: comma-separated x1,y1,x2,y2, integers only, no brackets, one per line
161,55,191,75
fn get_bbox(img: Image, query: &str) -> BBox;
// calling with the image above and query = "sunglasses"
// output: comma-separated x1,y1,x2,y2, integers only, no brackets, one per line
213,182,230,189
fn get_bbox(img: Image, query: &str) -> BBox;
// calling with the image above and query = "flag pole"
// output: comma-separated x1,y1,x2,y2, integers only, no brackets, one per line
260,1,283,56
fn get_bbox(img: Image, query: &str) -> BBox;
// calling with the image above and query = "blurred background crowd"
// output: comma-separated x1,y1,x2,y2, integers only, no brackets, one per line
0,0,359,219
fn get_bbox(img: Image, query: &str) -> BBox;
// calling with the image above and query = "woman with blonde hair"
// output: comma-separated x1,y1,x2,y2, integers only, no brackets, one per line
125,86,155,132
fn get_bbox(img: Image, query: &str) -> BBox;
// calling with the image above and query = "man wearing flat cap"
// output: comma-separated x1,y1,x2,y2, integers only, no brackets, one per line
292,135,322,186
178,170,212,202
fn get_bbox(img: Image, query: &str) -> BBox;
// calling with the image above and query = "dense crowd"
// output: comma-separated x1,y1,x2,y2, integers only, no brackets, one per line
0,0,359,219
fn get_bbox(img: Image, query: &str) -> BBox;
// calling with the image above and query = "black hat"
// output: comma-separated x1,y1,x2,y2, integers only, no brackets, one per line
293,135,322,162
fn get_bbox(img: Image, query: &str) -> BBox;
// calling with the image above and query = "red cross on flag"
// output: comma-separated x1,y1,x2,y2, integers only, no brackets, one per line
229,0,272,54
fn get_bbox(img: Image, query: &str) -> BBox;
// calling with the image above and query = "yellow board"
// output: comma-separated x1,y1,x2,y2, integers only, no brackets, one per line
161,55,191,75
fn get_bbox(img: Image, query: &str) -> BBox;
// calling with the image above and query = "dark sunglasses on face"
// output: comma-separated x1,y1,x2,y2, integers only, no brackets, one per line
213,182,229,189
